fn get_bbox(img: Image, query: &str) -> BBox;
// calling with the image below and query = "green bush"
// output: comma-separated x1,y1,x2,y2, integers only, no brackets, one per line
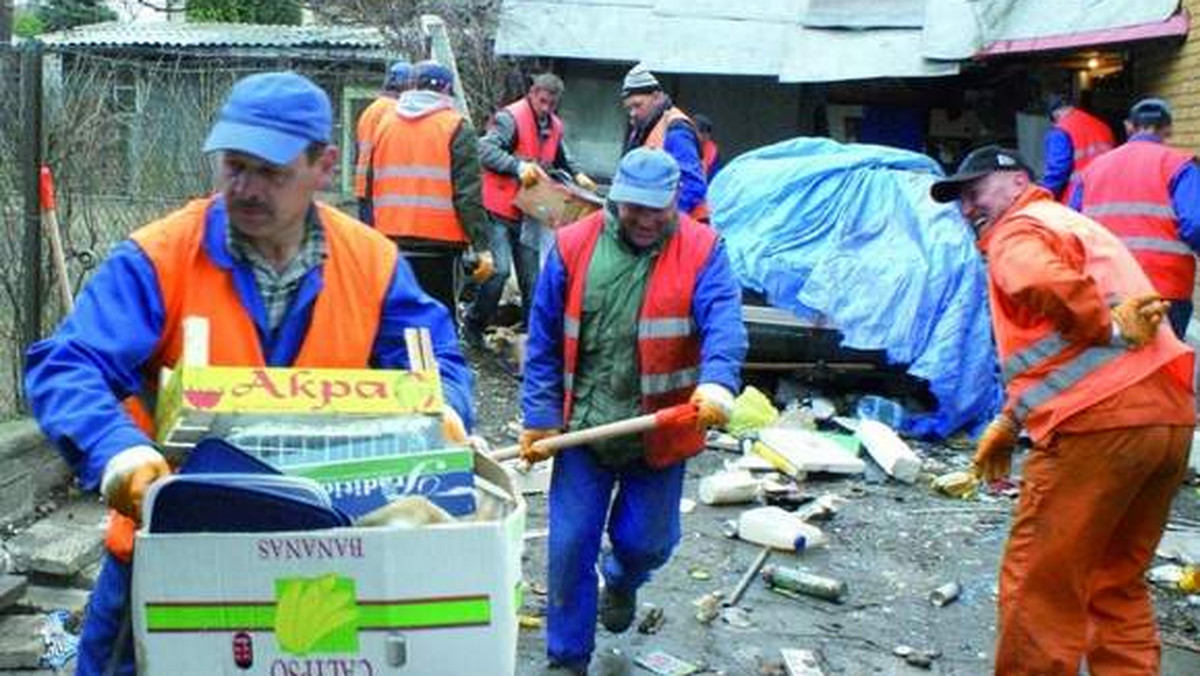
37,0,117,32
14,9,45,38
186,0,303,25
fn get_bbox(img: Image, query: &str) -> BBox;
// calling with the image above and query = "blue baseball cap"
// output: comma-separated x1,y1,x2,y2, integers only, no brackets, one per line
384,60,412,92
608,148,680,209
203,71,332,166
414,60,455,93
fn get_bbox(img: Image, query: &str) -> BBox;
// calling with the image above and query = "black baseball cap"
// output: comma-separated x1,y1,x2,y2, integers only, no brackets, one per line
1128,97,1172,127
930,145,1033,203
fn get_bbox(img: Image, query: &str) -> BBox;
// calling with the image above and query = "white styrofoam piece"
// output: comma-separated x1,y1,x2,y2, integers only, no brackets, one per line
856,419,920,483
758,428,865,475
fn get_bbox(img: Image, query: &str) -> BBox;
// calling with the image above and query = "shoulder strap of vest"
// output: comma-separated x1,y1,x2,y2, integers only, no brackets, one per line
556,210,606,263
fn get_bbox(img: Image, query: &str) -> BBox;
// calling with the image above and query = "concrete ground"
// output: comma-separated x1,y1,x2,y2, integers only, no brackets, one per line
468,350,1200,676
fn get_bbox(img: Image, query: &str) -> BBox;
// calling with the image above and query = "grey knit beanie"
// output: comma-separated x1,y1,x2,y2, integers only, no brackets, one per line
622,63,662,97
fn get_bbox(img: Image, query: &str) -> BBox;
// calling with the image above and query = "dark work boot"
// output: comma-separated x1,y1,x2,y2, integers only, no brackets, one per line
598,586,636,634
543,661,588,675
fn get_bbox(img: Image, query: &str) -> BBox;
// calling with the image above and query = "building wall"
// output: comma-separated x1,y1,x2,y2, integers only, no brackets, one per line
555,60,815,179
1134,1,1200,150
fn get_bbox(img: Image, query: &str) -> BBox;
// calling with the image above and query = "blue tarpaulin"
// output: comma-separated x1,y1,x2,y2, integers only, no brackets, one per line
709,137,1002,438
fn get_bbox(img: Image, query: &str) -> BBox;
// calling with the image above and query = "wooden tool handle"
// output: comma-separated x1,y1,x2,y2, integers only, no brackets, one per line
486,404,698,463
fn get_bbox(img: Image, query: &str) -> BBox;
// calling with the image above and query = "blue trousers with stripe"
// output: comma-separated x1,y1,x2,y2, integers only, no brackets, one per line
545,448,686,668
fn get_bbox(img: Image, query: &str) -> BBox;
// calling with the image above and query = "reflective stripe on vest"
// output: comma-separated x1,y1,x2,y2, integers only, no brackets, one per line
1078,140,1195,298
1007,333,1126,421
482,98,563,220
370,107,466,243
988,196,1192,441
354,97,395,198
556,210,716,465
642,367,700,396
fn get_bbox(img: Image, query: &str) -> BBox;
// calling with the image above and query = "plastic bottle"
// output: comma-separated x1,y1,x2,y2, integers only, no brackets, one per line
698,470,761,505
736,506,827,553
761,564,847,603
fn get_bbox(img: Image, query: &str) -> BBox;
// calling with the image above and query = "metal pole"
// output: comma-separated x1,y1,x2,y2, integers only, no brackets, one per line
19,40,43,355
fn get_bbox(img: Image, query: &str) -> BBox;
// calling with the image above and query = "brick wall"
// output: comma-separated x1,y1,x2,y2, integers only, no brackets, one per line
1133,1,1200,307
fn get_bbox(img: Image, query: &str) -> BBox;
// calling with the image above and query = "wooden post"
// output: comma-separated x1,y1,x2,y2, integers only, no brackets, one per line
19,40,43,355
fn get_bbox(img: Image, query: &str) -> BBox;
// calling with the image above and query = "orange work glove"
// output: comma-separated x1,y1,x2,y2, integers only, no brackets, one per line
101,446,171,523
1111,294,1170,348
442,407,468,444
518,162,544,188
689,383,735,431
574,172,598,192
470,251,496,284
519,427,561,465
972,415,1019,483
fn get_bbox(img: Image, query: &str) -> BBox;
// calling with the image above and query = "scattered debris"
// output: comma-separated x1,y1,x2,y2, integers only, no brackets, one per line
728,386,780,437
688,568,711,581
518,614,543,630
720,606,755,629
679,498,697,514
698,470,762,506
693,591,723,625
762,565,847,604
726,547,772,607
637,606,666,635
757,428,865,476
635,650,700,676
737,507,827,553
0,615,44,669
929,581,962,607
857,419,921,484
0,574,28,612
780,648,825,676
39,609,79,670
932,470,978,498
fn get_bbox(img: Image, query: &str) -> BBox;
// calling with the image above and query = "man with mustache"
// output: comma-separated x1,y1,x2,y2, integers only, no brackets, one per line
23,71,474,675
930,145,1194,674
520,148,746,675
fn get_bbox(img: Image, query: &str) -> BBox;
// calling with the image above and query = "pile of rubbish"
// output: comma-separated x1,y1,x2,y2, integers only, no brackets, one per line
709,138,1003,439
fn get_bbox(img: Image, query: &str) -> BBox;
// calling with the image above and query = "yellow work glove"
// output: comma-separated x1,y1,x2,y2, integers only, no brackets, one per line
518,162,543,188
442,407,468,444
690,383,735,431
574,172,598,192
972,414,1018,483
519,427,561,465
470,250,496,284
101,445,171,523
1111,294,1170,348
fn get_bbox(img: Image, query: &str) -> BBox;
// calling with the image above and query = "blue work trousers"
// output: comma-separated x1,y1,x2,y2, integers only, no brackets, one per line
1168,298,1193,340
545,448,686,667
77,553,135,675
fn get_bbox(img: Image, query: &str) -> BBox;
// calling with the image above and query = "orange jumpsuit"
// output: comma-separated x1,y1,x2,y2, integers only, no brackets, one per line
981,187,1195,675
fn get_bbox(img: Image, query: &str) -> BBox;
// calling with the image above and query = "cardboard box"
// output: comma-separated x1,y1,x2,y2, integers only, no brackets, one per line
513,179,602,229
133,453,526,676
220,416,475,517
155,366,445,454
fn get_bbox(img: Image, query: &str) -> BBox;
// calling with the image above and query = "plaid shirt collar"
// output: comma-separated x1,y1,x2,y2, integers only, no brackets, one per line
226,205,327,333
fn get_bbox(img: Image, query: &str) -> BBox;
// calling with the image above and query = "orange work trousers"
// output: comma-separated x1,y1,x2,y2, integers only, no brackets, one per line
995,424,1191,675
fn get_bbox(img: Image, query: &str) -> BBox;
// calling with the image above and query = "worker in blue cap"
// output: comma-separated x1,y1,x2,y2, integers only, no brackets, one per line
24,71,474,675
354,60,413,222
1072,96,1200,338
365,59,493,324
520,147,747,675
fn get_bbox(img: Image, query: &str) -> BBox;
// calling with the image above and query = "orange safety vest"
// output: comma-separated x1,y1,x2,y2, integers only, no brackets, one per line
105,197,397,560
370,107,468,243
557,210,716,468
482,98,563,221
988,197,1193,443
1056,108,1114,204
642,106,711,222
1079,140,1196,300
353,96,395,198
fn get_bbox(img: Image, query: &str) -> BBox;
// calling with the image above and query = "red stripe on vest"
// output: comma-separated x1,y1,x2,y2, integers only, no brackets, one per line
482,98,563,221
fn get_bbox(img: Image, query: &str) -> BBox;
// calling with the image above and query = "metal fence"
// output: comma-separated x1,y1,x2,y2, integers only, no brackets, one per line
0,43,385,420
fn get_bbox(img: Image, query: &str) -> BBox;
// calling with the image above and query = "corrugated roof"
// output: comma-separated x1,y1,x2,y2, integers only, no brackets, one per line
38,21,397,53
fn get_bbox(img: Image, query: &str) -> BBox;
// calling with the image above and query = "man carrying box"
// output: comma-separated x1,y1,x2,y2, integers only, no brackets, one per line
23,71,474,676
519,148,747,675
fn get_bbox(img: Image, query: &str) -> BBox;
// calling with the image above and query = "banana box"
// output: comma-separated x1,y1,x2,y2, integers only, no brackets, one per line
132,452,526,676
